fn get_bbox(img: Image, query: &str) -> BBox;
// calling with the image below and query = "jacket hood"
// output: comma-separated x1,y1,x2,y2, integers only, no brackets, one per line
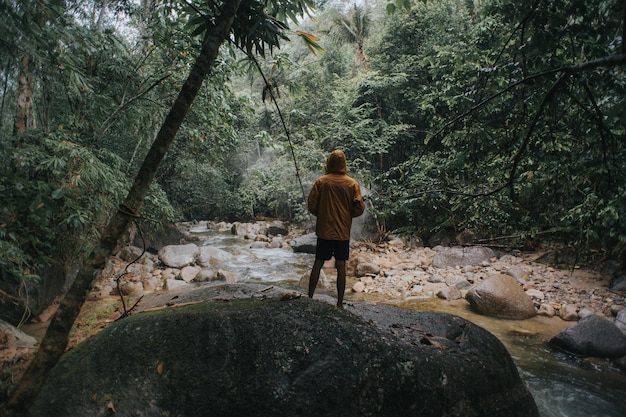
326,150,347,175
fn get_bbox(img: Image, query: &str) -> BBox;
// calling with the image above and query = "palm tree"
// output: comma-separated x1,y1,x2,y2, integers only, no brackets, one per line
327,2,371,70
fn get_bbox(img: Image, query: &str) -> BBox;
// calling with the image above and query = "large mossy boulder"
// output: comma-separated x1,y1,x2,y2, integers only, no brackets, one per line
30,284,538,417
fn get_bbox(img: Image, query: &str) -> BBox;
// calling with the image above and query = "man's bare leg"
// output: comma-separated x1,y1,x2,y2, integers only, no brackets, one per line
308,258,325,298
335,260,346,308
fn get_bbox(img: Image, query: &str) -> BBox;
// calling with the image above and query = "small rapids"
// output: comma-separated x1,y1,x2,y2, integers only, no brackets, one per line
195,229,626,417
197,230,313,285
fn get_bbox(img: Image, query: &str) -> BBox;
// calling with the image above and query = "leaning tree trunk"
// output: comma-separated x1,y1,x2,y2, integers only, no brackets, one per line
2,0,241,415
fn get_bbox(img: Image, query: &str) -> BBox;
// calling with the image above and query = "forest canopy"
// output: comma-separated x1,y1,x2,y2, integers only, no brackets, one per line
1,0,625,292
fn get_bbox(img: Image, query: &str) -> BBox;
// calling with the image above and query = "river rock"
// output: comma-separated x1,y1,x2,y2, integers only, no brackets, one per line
550,314,626,358
165,278,188,290
444,275,472,290
560,304,579,321
118,279,143,296
0,319,37,352
466,273,537,319
198,246,232,266
267,220,289,236
196,268,217,282
577,307,595,319
437,285,462,300
525,289,545,301
507,265,530,283
216,269,237,283
609,271,626,291
231,221,248,237
142,275,160,292
432,246,496,268
352,281,366,293
299,270,330,289
269,236,283,248
212,221,232,232
250,241,269,248
158,244,200,268
30,286,539,417
117,245,146,262
537,304,556,317
180,265,202,282
290,233,317,254
161,268,179,281
356,262,380,277
391,262,416,270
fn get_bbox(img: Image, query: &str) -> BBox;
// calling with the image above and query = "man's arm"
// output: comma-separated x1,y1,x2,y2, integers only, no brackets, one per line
351,183,366,217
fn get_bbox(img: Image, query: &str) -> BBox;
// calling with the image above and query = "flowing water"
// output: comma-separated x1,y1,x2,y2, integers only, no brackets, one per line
195,230,626,417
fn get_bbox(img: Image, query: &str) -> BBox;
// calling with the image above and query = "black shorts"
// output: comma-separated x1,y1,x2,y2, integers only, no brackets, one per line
316,238,350,261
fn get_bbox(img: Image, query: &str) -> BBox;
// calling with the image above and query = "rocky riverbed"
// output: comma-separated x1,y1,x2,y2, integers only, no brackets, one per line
346,239,624,321
74,220,626,349
187,220,626,324
2,219,626,404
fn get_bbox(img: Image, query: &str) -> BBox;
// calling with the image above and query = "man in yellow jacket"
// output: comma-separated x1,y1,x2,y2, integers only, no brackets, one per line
307,149,366,308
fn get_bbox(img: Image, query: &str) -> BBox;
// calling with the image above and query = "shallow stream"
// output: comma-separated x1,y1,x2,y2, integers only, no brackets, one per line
195,230,626,417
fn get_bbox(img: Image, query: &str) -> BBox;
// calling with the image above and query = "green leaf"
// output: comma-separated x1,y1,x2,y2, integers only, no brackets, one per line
51,189,64,199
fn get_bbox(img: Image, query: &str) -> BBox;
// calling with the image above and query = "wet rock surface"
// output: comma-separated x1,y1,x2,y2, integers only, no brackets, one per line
550,315,626,358
29,284,539,417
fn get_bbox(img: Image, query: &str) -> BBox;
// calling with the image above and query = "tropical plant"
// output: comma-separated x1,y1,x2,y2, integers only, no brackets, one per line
324,2,372,69
367,0,626,259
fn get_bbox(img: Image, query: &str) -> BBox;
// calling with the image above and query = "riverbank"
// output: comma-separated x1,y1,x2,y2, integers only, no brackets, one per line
15,219,626,348
214,220,625,318
3,219,626,413
344,238,624,322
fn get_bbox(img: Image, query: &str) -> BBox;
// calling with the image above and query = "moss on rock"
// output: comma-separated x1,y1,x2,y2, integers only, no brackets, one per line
30,285,538,417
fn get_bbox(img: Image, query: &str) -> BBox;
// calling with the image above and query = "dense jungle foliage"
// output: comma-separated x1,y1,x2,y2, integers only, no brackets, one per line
1,0,625,291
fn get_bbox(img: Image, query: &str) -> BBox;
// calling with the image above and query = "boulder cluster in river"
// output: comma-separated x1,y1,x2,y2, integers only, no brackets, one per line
98,221,626,324
85,220,626,364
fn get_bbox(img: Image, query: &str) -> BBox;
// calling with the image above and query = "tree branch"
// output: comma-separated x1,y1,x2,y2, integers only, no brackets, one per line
413,52,626,204
427,53,626,147
506,73,569,201
94,73,172,141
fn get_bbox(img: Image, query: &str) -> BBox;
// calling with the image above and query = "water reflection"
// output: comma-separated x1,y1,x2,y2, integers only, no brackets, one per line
195,230,626,417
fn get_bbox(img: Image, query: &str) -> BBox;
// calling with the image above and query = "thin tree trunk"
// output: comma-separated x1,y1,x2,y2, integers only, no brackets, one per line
0,58,11,131
14,56,33,136
95,0,108,28
2,0,241,415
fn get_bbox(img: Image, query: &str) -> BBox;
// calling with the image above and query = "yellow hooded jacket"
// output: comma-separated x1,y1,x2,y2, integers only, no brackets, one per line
307,150,366,241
